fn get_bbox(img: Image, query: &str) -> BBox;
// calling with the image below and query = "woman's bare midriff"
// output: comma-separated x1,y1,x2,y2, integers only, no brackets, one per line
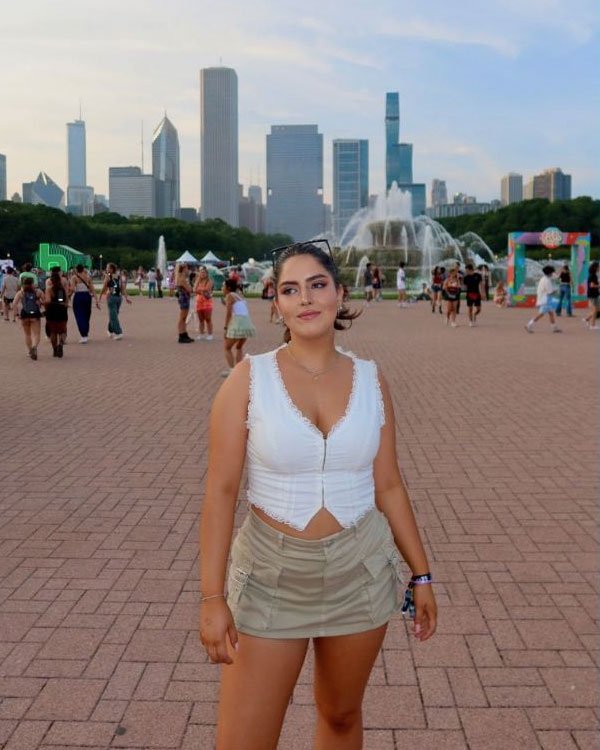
250,505,344,540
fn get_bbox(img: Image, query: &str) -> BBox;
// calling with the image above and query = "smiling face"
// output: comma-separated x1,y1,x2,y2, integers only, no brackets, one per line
275,254,343,341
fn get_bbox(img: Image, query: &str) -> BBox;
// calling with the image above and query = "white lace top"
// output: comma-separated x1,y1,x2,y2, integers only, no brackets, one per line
245,346,385,531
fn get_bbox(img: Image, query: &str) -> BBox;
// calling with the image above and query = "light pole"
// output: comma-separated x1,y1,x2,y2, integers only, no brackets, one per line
99,254,103,273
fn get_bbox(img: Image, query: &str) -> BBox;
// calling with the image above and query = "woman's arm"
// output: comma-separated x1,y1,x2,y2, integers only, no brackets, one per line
199,359,250,663
373,370,437,641
11,291,22,319
223,294,233,331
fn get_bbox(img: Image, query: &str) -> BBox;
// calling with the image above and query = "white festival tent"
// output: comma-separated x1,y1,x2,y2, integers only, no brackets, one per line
175,251,200,265
199,250,223,265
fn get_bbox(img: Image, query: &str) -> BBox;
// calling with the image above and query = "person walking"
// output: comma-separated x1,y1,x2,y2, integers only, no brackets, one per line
135,266,145,295
582,261,599,330
45,266,69,357
556,263,574,318
525,265,561,333
147,268,157,298
200,241,436,750
99,263,131,340
69,263,100,343
156,267,164,298
363,263,374,307
396,261,407,307
443,267,461,326
194,266,214,340
221,277,256,376
11,276,45,359
372,265,383,302
430,266,443,314
175,263,194,343
1,266,19,322
463,263,483,327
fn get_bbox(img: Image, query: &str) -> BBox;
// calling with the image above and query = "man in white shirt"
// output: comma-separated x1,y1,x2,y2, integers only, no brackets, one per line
525,266,561,333
396,262,407,307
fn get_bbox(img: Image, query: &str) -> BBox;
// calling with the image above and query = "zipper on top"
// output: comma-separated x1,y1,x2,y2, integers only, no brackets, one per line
321,438,327,508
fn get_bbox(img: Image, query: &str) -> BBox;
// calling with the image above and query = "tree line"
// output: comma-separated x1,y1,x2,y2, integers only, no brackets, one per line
0,202,292,269
0,196,597,269
438,196,599,257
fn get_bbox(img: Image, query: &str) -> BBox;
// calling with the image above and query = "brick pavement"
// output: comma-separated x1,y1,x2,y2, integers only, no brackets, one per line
0,295,597,749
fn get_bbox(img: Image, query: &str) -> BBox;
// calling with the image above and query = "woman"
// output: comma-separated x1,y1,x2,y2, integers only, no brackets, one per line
221,277,256,376
525,265,561,333
582,261,599,330
69,263,100,343
175,263,194,343
442,267,461,327
430,266,444,314
135,266,145,295
200,243,436,749
45,266,69,357
372,265,382,302
156,267,164,298
194,266,214,340
98,263,131,339
12,276,45,359
493,280,508,308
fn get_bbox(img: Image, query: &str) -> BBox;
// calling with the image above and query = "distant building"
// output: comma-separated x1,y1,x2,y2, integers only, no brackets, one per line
430,179,448,207
108,167,155,218
23,172,65,210
385,93,425,216
266,124,324,241
11,192,22,203
332,139,369,242
500,173,523,205
67,119,94,215
200,67,239,226
427,199,499,219
152,115,180,218
239,185,265,234
0,154,6,201
524,168,571,202
179,207,198,223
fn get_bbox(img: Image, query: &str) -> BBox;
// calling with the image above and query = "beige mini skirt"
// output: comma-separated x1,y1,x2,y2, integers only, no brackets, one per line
226,507,403,639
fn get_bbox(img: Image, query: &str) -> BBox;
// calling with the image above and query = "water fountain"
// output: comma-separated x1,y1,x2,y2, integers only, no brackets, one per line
337,182,497,289
156,236,167,276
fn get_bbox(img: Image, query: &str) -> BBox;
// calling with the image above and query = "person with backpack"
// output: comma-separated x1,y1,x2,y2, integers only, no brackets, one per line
69,263,100,343
12,276,45,359
45,266,69,357
98,263,131,340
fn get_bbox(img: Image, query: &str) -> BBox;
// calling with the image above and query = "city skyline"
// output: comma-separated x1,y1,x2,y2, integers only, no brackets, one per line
2,0,598,210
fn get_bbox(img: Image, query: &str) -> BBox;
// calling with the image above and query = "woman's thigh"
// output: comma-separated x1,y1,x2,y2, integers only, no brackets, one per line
217,633,308,750
313,624,387,717
235,338,246,348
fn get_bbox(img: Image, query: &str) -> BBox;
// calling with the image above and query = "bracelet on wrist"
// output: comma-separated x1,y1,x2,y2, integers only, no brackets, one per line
409,572,432,587
200,593,226,602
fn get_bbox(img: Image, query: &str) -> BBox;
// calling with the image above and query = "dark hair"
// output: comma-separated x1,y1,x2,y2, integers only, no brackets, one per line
22,276,34,289
107,263,117,274
465,263,474,271
224,278,239,292
399,261,405,268
273,242,360,343
542,265,555,276
589,261,599,275
366,262,372,268
5,266,13,274
50,266,62,292
22,262,32,272
76,263,84,273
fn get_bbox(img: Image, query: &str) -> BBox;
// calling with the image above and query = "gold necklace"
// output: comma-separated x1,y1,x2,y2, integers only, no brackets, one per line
286,345,340,380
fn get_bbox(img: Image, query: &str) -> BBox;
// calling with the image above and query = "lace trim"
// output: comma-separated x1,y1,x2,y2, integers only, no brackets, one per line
372,361,386,427
247,499,376,532
245,353,255,429
271,347,358,441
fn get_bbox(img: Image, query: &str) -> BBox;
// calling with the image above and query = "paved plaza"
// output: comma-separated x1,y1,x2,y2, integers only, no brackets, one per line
0,295,598,750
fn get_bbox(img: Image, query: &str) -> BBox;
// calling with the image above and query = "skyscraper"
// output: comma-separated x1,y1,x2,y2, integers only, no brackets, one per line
23,172,65,209
500,173,523,205
524,168,571,202
200,67,239,226
109,167,155,218
385,92,425,216
266,124,324,241
0,154,6,201
430,179,448,207
152,115,180,218
67,118,94,215
332,139,369,241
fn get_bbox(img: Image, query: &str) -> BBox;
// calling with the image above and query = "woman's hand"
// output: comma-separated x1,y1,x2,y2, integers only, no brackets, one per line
200,598,239,664
125,297,132,305
413,585,437,641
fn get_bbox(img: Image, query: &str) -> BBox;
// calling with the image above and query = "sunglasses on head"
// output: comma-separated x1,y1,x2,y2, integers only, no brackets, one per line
271,239,334,268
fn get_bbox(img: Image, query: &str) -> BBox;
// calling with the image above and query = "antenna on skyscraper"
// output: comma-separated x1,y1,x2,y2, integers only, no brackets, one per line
78,100,82,120
141,120,144,173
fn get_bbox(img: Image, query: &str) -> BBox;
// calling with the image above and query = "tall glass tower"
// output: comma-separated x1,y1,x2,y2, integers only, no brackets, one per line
332,139,368,242
200,67,239,226
0,154,6,201
152,115,180,218
385,92,425,216
66,119,94,215
266,125,324,241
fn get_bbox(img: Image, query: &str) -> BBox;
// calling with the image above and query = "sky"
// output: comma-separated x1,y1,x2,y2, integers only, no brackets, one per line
2,0,598,210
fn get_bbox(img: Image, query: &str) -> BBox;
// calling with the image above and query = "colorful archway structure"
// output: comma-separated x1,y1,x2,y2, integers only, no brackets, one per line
507,229,590,307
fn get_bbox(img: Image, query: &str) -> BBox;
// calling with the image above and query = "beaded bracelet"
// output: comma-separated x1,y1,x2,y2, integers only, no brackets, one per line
410,573,432,586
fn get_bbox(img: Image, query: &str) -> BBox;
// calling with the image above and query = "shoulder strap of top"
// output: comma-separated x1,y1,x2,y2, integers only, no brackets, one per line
245,351,279,429
363,359,386,428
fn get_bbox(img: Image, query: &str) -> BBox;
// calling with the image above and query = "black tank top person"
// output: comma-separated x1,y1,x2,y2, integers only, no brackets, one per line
559,270,571,284
107,274,121,297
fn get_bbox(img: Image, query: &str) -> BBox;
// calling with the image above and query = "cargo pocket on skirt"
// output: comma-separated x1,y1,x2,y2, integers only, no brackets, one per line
363,545,404,623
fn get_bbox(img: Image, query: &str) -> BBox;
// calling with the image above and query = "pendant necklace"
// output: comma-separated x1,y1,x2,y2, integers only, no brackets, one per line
286,344,340,381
